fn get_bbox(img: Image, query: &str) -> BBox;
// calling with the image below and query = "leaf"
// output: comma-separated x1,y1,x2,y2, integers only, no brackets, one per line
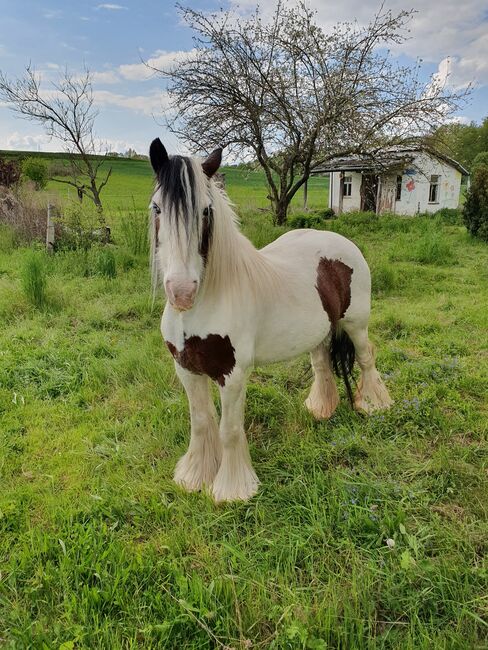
400,550,415,570
399,523,407,535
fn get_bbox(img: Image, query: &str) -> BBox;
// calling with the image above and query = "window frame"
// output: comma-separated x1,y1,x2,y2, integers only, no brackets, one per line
396,174,403,202
429,175,440,203
343,175,352,198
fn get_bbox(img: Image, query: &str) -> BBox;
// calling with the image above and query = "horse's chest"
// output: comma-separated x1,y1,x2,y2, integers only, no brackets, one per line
165,334,236,386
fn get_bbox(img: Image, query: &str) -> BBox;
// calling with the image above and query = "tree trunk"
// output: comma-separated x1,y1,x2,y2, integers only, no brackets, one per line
303,179,308,211
273,196,290,225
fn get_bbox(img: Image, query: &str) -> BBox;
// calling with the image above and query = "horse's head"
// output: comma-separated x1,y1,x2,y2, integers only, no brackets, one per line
149,138,222,311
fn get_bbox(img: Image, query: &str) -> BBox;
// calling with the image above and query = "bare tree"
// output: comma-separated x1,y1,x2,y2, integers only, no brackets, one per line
0,66,111,211
158,2,469,224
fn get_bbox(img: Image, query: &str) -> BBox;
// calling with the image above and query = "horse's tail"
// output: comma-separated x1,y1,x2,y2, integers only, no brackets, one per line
329,328,355,405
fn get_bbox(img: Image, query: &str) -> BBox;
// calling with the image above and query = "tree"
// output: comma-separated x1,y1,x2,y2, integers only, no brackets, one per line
430,117,488,171
0,66,111,210
463,164,488,242
159,2,469,224
0,157,21,188
22,157,48,190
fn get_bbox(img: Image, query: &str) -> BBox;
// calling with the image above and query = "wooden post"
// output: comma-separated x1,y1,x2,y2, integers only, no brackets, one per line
375,176,382,215
46,204,55,253
338,172,344,215
303,179,308,211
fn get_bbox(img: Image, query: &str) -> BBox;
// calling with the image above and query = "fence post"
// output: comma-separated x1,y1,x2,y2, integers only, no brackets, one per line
46,203,55,253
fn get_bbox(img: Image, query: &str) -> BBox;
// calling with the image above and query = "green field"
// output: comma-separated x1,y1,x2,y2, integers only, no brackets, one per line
0,164,487,648
1,150,329,213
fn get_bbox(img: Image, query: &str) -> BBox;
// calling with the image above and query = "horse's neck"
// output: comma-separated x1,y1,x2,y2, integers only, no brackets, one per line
201,196,280,302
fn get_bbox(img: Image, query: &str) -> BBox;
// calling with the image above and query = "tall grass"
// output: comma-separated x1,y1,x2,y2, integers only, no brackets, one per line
119,209,149,256
21,250,47,308
412,231,456,265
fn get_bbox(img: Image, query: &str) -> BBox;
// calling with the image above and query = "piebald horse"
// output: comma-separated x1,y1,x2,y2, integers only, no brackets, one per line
149,139,392,502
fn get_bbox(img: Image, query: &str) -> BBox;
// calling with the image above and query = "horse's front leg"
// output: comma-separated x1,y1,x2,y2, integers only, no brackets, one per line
212,367,259,503
174,364,222,492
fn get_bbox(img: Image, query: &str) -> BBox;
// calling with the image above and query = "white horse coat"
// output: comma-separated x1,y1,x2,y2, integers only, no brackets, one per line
150,139,392,502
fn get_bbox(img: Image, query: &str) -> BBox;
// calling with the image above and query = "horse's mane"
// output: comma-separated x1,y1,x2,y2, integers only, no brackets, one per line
150,155,281,304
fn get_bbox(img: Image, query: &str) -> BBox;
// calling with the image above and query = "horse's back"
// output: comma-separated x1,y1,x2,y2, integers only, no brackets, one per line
260,228,370,286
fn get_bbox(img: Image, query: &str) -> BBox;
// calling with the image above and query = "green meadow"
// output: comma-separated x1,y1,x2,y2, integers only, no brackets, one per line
0,157,487,648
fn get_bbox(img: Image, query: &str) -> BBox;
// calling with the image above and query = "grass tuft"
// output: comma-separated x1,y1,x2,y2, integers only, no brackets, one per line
20,250,47,308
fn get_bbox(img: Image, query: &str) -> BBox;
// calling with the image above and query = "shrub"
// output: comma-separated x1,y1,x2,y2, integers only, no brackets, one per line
472,151,488,172
288,212,324,229
434,207,463,226
22,157,49,190
463,165,488,242
318,207,335,220
94,248,117,278
21,251,47,308
55,201,105,251
0,157,21,187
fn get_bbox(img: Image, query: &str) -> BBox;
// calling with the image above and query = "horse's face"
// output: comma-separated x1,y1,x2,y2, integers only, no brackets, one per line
149,139,221,312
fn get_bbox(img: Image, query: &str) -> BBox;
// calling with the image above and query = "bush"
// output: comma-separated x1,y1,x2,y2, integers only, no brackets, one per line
318,207,335,220
434,207,463,226
21,251,47,308
288,212,324,229
0,157,21,188
22,157,49,190
463,165,488,242
55,202,105,251
472,151,488,172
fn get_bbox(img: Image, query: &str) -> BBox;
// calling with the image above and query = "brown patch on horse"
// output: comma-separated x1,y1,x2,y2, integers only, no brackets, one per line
165,334,235,386
316,257,353,327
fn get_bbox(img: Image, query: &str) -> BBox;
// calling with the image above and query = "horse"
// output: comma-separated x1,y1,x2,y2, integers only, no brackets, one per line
149,138,393,502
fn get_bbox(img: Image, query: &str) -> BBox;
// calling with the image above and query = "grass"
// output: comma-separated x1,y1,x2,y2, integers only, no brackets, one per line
1,150,329,213
0,181,487,647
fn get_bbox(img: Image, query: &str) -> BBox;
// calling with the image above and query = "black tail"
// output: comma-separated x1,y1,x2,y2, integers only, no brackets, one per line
329,329,356,405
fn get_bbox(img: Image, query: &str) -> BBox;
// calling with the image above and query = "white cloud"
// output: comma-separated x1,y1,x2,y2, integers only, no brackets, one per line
228,0,488,88
93,89,170,115
1,131,58,152
96,3,127,10
91,70,120,84
118,50,196,81
43,9,63,19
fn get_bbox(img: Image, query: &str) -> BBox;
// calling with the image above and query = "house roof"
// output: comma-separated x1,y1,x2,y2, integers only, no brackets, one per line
312,146,469,176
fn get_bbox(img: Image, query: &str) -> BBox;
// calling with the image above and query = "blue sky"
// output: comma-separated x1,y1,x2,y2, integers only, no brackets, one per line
0,0,487,156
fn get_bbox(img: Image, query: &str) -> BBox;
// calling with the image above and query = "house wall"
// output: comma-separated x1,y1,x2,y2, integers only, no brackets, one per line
329,153,462,216
386,152,462,216
329,171,363,213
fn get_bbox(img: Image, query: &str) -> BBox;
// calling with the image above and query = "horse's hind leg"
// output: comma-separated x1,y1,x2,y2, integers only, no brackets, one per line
173,365,222,492
305,341,340,420
342,322,393,414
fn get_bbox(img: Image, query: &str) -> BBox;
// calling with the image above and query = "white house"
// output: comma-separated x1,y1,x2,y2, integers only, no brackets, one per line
313,147,468,216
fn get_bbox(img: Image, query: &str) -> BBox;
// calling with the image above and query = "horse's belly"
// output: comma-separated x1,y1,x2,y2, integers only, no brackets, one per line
253,297,329,365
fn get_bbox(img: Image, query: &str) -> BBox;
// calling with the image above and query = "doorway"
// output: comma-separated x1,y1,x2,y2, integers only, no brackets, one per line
360,174,378,212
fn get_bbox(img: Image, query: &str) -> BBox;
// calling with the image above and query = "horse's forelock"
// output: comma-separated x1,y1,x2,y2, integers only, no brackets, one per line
156,155,201,240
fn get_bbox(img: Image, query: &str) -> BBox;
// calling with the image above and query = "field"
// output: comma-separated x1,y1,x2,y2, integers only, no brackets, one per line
0,161,487,648
0,151,329,213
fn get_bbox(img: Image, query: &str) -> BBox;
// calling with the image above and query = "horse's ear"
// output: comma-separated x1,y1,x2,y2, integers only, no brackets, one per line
149,138,169,174
202,147,222,178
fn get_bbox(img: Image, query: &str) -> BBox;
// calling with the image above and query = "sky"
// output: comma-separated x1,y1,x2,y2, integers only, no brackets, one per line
0,0,487,156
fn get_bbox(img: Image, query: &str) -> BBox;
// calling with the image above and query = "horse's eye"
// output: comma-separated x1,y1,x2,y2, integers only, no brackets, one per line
203,206,213,218
152,202,161,215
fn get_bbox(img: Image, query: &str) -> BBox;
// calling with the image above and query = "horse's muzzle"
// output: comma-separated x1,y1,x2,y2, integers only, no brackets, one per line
165,279,198,311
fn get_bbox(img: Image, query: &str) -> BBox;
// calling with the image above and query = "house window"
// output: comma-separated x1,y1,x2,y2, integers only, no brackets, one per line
343,175,352,197
429,175,440,203
396,175,402,201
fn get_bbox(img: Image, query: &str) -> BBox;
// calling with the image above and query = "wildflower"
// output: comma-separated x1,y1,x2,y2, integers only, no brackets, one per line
385,538,395,548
